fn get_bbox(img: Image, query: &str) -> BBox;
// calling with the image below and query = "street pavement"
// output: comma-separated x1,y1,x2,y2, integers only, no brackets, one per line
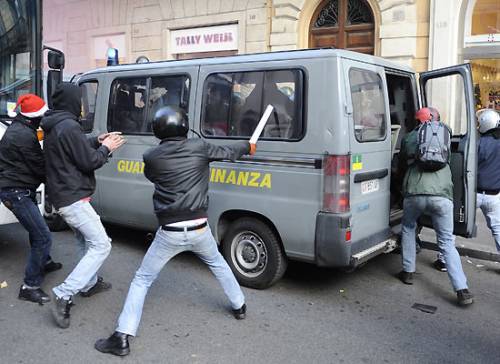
0,222,499,364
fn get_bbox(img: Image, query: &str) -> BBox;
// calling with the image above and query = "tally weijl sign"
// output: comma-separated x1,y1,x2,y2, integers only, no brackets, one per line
170,24,238,54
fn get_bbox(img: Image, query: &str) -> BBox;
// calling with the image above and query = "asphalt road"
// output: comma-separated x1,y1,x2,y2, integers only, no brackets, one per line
0,222,499,364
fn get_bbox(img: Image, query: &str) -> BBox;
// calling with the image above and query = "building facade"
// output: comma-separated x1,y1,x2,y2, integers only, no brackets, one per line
44,0,498,111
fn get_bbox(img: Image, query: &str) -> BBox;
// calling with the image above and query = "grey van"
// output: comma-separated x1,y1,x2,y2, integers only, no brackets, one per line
49,49,477,289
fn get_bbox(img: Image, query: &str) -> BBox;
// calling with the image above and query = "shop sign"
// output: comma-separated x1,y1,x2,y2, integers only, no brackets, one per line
170,24,238,54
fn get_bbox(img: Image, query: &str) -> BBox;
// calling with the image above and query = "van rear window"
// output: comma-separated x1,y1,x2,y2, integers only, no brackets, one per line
201,69,304,140
349,68,386,142
108,76,190,134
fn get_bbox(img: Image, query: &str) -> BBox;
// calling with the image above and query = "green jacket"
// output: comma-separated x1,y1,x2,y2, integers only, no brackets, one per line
399,129,454,201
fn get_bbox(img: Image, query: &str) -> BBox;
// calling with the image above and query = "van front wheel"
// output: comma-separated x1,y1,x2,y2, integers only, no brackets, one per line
222,218,287,289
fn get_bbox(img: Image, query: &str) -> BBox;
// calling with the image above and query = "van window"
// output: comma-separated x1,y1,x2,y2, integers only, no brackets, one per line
108,78,147,134
80,81,98,133
201,69,304,140
349,68,386,142
146,76,190,132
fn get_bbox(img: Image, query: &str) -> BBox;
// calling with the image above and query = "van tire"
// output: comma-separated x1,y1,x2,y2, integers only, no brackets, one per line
222,218,287,289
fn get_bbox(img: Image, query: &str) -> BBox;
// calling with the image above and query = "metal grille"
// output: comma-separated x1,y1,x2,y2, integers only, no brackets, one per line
347,0,373,25
314,0,339,28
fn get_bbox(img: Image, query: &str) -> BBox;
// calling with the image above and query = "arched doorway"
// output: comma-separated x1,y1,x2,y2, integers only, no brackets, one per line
309,0,375,54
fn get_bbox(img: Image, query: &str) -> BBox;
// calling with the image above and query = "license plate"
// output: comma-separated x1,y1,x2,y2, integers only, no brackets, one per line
361,179,379,194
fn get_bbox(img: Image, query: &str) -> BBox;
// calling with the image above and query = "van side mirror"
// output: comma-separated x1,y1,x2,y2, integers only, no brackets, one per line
46,70,62,109
48,50,65,70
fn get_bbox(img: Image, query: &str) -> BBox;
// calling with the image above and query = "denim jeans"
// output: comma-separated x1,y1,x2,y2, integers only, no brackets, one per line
116,225,245,336
477,192,500,252
0,188,51,287
52,200,111,299
401,195,468,291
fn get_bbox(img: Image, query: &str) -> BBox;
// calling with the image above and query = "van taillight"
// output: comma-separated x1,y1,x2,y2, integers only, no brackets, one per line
322,155,350,213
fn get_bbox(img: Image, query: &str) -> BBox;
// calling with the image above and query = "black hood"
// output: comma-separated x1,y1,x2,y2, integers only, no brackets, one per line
483,127,500,139
14,113,40,130
40,110,78,132
52,82,82,118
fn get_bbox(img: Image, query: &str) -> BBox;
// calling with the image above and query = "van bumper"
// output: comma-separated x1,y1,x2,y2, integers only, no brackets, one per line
315,212,394,268
314,212,351,267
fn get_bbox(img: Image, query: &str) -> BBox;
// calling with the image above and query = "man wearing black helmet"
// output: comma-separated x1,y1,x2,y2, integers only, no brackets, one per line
95,105,254,356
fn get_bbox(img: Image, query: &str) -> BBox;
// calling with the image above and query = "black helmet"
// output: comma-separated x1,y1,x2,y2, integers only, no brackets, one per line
152,106,188,139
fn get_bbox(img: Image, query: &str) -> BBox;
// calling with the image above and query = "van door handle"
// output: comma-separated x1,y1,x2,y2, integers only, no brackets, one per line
354,168,388,183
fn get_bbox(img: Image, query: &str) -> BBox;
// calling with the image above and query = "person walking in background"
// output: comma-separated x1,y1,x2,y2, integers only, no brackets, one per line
475,109,500,253
95,106,253,356
397,107,473,306
41,83,125,328
0,94,62,304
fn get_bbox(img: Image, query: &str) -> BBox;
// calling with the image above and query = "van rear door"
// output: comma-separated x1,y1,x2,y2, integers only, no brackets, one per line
419,64,477,237
343,59,392,250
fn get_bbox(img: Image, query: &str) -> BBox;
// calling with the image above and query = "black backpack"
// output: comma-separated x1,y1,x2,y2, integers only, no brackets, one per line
416,120,451,171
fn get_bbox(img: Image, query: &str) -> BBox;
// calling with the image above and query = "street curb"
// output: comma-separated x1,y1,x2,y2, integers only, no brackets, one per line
420,240,500,263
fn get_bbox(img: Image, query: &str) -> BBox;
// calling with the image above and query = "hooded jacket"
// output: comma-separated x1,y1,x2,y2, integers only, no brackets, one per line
41,83,109,209
143,137,250,225
0,114,45,190
477,127,500,192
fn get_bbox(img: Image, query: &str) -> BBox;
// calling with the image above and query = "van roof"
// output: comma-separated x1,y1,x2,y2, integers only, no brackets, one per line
82,48,415,76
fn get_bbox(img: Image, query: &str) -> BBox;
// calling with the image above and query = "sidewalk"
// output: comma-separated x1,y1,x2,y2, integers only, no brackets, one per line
419,210,500,263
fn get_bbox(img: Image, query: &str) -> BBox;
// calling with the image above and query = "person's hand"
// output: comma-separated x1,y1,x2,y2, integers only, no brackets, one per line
249,143,256,155
102,134,125,153
98,131,122,143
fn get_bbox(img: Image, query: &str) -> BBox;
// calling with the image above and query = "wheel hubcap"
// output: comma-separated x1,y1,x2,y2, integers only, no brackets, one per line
231,231,267,278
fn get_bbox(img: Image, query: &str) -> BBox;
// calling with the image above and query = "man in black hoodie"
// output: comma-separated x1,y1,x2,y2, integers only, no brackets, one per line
0,94,62,304
41,83,125,328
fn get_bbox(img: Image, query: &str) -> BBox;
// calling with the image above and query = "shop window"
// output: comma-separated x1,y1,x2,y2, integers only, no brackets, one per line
201,69,304,140
471,0,500,36
80,81,98,133
349,68,386,142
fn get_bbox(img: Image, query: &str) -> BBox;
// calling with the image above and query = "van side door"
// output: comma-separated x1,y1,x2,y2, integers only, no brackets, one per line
419,64,477,237
343,59,392,249
96,68,197,231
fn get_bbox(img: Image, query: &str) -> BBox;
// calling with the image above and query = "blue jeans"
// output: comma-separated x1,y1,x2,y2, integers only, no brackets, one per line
52,200,111,299
477,192,500,252
0,188,52,287
116,225,245,336
401,195,468,291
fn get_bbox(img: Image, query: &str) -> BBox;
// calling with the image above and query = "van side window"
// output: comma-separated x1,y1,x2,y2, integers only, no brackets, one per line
146,76,190,132
80,81,98,133
349,68,386,142
108,78,147,134
201,69,304,140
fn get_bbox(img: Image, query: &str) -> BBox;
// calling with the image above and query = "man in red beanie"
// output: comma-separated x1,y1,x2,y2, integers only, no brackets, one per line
0,94,62,304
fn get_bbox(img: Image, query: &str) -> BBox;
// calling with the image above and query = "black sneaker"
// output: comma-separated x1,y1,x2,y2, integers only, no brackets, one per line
397,271,414,285
18,285,50,305
80,276,112,297
457,289,474,306
51,293,73,329
43,261,63,274
433,259,447,272
95,332,130,356
232,303,246,320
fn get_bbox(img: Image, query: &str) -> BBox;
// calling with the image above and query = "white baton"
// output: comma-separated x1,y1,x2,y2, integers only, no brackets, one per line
249,104,274,145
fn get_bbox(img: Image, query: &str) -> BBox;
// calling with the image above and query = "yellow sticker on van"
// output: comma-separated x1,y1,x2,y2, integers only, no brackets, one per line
210,168,272,189
352,154,363,171
117,160,145,174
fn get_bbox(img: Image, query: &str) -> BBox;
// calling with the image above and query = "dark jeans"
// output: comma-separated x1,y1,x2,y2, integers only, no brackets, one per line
0,188,52,287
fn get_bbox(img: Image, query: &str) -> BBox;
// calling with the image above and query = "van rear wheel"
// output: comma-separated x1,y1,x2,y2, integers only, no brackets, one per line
222,218,287,289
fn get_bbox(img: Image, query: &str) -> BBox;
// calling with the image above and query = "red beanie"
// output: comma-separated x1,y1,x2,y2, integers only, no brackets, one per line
8,94,48,119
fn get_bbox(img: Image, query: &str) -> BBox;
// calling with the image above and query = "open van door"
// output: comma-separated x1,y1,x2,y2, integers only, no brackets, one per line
419,64,477,238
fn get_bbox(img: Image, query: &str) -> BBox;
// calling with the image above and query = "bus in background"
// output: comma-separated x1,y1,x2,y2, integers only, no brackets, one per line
0,0,64,226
